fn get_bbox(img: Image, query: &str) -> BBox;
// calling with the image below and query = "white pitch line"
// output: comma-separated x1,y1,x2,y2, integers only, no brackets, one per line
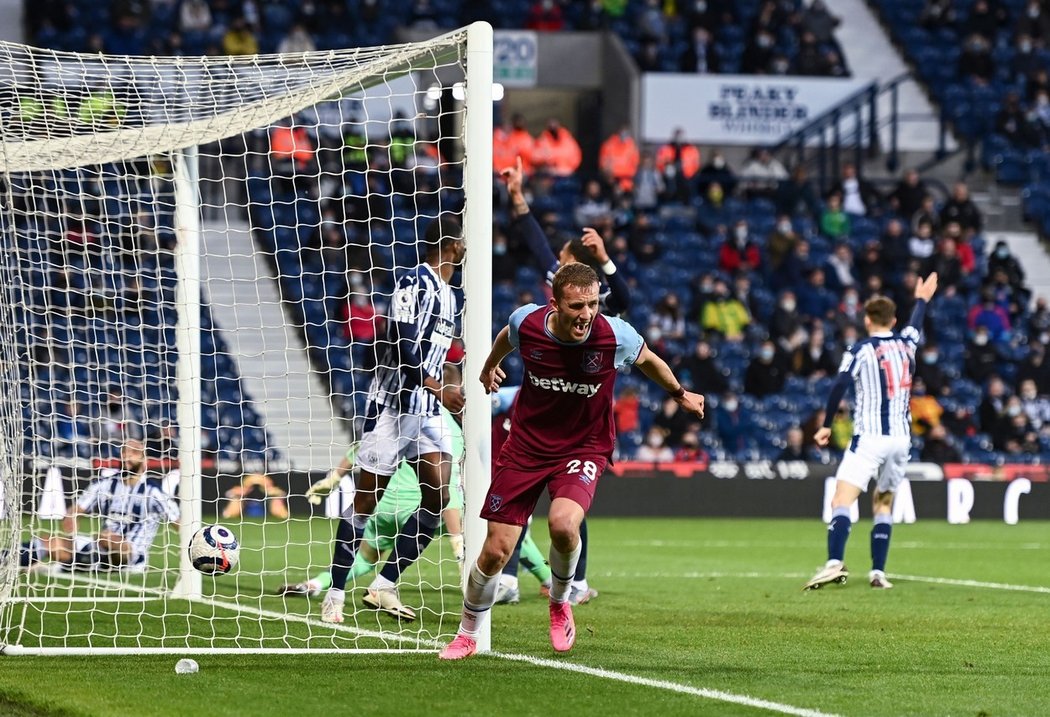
493,652,841,717
892,574,1050,594
617,539,1045,551
599,571,1050,594
29,573,841,716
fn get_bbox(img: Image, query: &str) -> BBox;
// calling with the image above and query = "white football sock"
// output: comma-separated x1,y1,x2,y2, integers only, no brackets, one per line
459,562,500,637
548,540,582,604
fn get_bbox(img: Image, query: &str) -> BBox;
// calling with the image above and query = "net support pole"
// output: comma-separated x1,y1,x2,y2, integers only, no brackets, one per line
171,146,204,601
462,20,494,654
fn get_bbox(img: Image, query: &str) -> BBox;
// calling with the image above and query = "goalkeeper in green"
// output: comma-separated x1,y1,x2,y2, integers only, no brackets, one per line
276,404,463,619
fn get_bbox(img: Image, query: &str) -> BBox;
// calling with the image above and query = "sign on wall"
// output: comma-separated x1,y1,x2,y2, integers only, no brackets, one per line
494,30,538,88
641,73,870,145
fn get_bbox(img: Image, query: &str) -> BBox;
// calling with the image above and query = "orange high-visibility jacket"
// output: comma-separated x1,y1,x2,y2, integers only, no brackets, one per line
533,127,581,177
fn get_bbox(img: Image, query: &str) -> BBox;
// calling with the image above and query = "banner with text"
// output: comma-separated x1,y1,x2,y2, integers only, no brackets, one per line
640,73,870,145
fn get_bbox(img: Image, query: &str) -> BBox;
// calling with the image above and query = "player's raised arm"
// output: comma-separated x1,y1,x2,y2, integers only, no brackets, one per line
581,227,631,314
501,156,529,218
915,272,938,302
479,325,514,394
633,343,705,418
904,272,938,339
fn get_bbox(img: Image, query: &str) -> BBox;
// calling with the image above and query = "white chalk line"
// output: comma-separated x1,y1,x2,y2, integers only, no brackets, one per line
598,570,1050,594
19,572,839,716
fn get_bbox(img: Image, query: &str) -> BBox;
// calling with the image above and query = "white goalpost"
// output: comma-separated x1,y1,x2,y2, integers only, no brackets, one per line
0,23,492,654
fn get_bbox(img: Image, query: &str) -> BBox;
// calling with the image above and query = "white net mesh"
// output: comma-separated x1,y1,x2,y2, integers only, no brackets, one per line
0,28,482,652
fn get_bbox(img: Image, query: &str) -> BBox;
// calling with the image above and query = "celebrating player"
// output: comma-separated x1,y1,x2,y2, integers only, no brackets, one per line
280,364,465,620
439,263,704,659
804,273,938,591
501,156,629,604
319,215,465,624
19,437,179,573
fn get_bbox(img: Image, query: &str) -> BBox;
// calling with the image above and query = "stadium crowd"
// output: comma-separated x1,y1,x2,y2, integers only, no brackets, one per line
18,0,1050,469
26,0,849,78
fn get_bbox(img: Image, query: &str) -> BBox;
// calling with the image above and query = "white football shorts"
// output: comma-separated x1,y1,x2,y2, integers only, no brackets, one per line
355,410,452,475
834,434,911,494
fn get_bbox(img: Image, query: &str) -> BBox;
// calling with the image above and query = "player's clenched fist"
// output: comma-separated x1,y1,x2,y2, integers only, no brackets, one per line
480,364,506,394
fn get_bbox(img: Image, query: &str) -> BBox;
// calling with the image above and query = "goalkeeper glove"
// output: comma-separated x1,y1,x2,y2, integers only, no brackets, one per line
306,469,343,506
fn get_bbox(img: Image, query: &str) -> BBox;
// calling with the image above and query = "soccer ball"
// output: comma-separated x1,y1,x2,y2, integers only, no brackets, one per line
188,524,240,575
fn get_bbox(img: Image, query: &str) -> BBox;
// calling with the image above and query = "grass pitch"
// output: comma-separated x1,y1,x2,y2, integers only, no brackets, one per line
2,517,1049,716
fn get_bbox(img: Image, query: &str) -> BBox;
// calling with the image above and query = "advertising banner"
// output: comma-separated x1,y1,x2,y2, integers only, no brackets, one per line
641,73,870,145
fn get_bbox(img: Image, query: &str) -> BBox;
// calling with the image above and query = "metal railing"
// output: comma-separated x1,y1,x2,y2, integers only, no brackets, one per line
772,73,949,193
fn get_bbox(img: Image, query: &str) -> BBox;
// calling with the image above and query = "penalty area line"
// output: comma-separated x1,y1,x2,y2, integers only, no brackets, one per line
493,651,841,717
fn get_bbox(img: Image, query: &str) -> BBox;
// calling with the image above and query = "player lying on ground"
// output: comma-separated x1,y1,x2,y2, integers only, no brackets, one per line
19,438,179,573
293,363,465,620
804,273,938,591
440,263,704,660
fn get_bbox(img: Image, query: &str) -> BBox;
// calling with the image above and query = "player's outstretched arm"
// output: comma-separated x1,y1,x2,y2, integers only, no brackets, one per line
581,227,631,314
915,272,938,302
904,271,939,337
480,326,515,394
633,344,705,418
501,156,529,218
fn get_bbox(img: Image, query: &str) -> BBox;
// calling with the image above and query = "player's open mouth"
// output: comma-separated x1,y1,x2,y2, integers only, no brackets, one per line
573,320,589,335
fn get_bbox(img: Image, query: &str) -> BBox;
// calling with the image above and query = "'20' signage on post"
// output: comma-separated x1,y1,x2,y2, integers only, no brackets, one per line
494,30,538,88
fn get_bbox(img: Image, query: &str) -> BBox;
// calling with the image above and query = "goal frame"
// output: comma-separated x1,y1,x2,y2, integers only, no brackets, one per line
0,21,493,655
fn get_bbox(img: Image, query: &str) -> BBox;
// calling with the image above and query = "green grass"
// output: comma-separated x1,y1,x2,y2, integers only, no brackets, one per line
3,518,1050,716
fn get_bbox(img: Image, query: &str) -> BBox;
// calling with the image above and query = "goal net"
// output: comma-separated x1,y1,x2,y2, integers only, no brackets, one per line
0,23,492,654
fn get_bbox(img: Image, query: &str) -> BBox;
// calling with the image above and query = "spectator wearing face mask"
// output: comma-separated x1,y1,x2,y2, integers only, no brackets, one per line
696,149,736,197
715,393,751,456
770,289,803,341
830,163,880,217
718,220,762,275
1017,342,1050,394
1027,297,1050,343
700,279,751,341
744,340,787,397
636,427,675,463
824,242,857,293
766,215,800,273
834,287,864,336
958,32,995,86
987,240,1024,292
1010,34,1041,84
655,128,701,203
967,289,1012,344
741,28,777,75
915,341,950,397
1018,378,1050,430
965,326,1000,383
1016,0,1050,47
992,396,1039,454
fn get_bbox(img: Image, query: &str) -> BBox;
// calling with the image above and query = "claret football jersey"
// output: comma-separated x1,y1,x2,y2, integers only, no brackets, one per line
503,303,643,461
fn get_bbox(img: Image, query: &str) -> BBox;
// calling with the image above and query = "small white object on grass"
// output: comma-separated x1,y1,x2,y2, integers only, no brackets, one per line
175,658,199,674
